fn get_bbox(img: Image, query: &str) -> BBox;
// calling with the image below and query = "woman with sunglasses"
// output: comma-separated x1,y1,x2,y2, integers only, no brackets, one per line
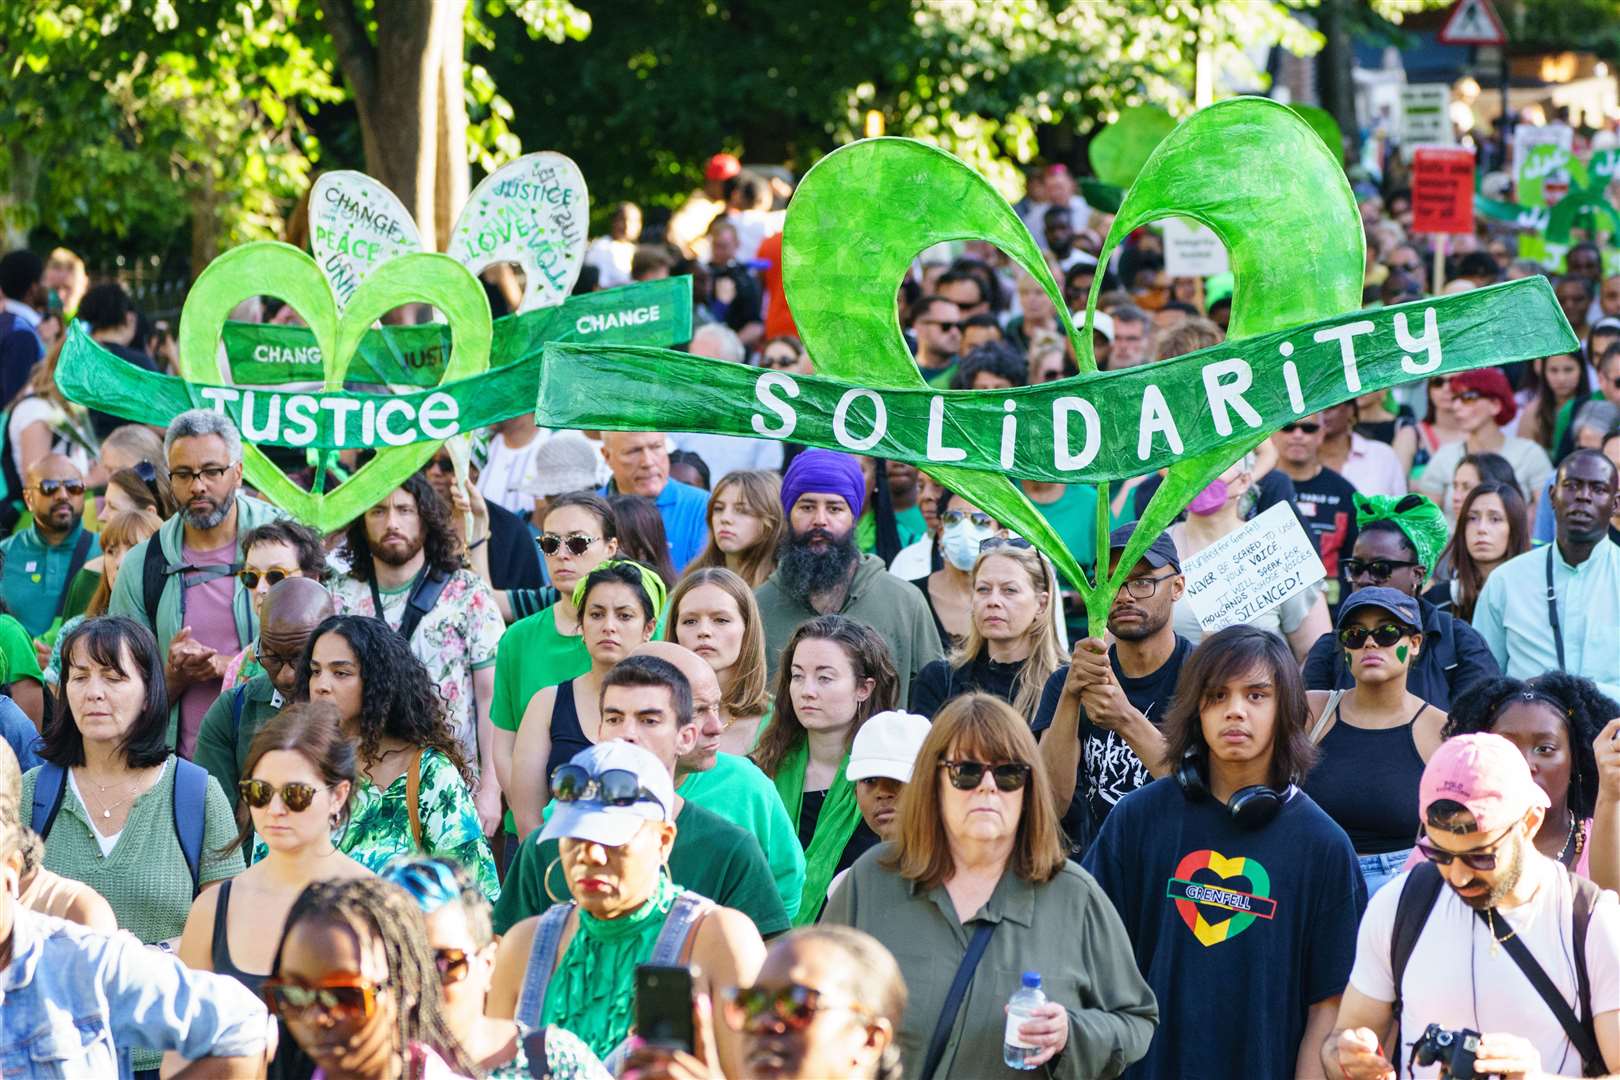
909,491,1006,649
489,741,766,1075
1302,588,1449,896
1425,480,1530,623
462,488,620,625
753,615,899,924
44,508,160,687
624,926,907,1080
1432,672,1620,892
509,561,665,837
174,701,367,1079
825,693,1156,1079
689,469,786,588
911,541,1066,722
265,876,480,1080
292,614,500,899
666,567,771,755
1416,369,1553,523
760,334,811,375
219,519,327,692
383,858,611,1080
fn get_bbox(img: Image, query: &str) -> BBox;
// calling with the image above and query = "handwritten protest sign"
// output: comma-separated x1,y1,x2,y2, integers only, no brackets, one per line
449,152,587,312
1179,503,1326,631
1162,217,1230,277
1400,84,1452,160
310,172,424,310
1412,146,1476,235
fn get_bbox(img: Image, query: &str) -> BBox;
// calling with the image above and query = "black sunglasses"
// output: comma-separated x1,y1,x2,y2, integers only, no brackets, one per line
425,457,455,474
979,536,1033,554
940,759,1031,792
1415,835,1507,871
30,478,86,497
538,532,598,556
550,765,664,811
722,983,872,1033
941,509,993,529
1343,558,1420,581
238,779,324,813
1338,623,1411,650
1279,422,1321,434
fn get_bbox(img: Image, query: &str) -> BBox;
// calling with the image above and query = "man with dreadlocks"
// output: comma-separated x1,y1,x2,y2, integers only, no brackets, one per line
1302,492,1499,710
265,877,480,1080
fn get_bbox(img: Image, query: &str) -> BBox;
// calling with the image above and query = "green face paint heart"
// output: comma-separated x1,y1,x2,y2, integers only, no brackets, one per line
176,241,492,533
1168,849,1275,947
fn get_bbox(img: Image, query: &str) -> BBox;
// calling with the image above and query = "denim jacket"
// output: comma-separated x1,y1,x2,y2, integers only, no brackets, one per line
0,907,269,1078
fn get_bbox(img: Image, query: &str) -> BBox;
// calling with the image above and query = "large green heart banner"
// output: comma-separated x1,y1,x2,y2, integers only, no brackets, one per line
536,278,1571,483
217,276,690,387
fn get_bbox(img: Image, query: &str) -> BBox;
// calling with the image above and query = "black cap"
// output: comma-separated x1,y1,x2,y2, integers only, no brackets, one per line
1108,524,1181,573
1336,586,1421,629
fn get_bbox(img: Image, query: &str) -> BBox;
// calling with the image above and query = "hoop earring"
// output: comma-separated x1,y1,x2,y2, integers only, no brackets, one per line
543,857,568,905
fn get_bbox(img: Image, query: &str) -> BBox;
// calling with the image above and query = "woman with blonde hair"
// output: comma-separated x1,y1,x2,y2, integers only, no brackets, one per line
690,469,785,587
823,694,1156,1079
666,566,770,755
911,540,1066,721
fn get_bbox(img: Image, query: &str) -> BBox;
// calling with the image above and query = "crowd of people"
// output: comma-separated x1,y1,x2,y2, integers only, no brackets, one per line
1,145,1620,1080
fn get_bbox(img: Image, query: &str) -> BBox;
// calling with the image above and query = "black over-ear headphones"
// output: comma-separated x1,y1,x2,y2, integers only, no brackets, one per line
1174,745,1297,830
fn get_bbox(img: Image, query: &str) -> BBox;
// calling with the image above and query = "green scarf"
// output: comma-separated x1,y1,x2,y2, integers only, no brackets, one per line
773,739,861,925
541,873,676,1059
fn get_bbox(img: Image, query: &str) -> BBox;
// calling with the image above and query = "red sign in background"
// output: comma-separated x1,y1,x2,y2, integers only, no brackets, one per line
1412,146,1476,234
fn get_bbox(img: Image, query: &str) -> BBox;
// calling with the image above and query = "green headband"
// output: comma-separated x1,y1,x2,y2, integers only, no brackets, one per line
1352,492,1449,572
571,559,669,621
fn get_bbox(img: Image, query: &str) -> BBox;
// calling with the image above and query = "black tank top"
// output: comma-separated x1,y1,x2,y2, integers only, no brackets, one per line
543,678,595,781
212,880,316,1080
1304,702,1429,855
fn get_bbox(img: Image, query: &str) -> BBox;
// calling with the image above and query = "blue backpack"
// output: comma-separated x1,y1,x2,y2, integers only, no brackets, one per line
29,757,210,897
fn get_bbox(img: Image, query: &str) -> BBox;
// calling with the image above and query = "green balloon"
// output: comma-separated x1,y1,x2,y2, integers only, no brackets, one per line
1088,105,1177,189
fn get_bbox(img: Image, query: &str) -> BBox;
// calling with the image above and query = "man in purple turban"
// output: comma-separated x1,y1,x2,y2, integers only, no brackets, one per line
754,449,942,702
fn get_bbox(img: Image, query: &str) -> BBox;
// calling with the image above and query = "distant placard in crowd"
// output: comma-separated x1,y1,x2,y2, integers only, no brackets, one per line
1399,84,1453,161
1161,217,1230,277
1411,146,1476,235
1179,502,1326,632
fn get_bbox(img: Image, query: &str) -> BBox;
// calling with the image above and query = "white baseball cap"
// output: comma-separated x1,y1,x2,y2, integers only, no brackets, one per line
847,711,932,784
539,741,674,848
1076,309,1114,342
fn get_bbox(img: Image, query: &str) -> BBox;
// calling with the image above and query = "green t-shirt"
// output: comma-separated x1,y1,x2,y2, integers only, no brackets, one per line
678,752,806,920
856,502,928,556
492,800,791,938
0,612,44,685
491,605,591,734
60,566,101,625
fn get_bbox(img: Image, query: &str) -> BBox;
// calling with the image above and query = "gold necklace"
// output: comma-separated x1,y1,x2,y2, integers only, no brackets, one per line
1486,908,1517,956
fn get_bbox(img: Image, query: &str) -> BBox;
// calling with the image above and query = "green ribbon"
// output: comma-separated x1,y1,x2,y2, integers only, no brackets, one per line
771,741,860,926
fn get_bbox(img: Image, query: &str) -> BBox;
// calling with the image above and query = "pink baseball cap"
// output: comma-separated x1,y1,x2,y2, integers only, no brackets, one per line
1419,733,1549,834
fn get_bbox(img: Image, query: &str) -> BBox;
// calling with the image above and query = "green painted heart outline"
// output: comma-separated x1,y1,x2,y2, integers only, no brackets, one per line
176,241,493,532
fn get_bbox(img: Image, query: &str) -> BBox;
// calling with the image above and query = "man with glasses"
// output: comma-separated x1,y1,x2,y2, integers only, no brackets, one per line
1035,527,1192,851
1326,734,1620,1080
111,409,284,758
1474,450,1620,701
331,474,506,833
1108,304,1153,369
193,577,332,853
0,454,98,640
1303,493,1498,710
419,446,541,590
903,293,963,388
1272,411,1362,616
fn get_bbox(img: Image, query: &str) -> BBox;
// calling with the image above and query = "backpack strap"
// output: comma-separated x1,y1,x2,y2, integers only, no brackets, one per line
142,537,167,630
1572,874,1599,1073
399,568,451,642
406,748,425,851
1388,861,1445,1046
29,761,68,839
172,758,209,897
515,903,574,1030
1309,689,1348,744
230,684,248,742
51,530,94,622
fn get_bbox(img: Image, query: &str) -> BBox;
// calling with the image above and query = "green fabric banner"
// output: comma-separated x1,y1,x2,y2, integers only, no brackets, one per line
215,276,690,387
536,278,1572,485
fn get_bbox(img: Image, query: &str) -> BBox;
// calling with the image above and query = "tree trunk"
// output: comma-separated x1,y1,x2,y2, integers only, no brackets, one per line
433,3,469,251
1315,0,1357,143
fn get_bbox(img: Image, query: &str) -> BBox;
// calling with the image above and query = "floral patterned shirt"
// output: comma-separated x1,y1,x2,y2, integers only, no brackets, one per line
332,568,505,763
253,747,500,901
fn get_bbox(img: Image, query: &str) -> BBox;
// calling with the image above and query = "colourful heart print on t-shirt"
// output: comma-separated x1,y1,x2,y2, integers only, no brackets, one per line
1166,849,1278,947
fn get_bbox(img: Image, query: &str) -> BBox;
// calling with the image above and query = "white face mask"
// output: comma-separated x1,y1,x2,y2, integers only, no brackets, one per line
941,520,994,570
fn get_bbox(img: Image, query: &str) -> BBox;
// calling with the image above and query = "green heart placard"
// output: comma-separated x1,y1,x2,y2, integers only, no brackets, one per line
176,241,493,532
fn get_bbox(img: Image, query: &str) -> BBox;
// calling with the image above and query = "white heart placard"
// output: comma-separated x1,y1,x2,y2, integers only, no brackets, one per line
448,152,589,311
309,171,424,312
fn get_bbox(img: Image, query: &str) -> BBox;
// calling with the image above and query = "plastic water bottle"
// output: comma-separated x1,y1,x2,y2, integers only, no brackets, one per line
1003,971,1044,1069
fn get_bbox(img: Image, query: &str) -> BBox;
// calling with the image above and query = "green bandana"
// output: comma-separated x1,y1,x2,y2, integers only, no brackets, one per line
541,872,676,1059
772,740,861,926
1353,492,1450,572
571,559,669,621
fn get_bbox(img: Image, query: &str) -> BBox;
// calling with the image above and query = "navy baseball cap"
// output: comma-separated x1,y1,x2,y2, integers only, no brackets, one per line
1336,586,1421,630
1108,525,1181,574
